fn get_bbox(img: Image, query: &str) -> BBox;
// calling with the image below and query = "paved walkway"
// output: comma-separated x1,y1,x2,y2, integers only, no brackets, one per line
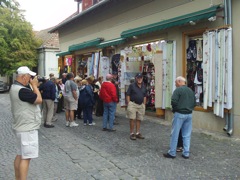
1,93,240,179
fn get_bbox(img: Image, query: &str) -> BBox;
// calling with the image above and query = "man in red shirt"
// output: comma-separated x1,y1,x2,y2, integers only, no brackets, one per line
99,74,118,131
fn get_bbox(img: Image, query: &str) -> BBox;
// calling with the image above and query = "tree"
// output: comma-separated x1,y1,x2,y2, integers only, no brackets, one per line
0,1,42,76
0,0,19,10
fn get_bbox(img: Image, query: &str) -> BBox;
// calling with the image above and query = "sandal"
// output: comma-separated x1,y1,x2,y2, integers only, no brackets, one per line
177,147,183,152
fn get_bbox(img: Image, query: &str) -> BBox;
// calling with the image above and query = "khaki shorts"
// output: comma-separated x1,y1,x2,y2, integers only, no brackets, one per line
127,101,145,121
64,96,77,110
15,130,39,159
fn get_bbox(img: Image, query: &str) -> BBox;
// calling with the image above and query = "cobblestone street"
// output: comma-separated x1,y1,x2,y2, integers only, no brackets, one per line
1,93,240,179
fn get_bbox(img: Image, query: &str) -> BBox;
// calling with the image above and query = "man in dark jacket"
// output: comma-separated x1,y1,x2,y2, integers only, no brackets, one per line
163,76,196,159
39,77,56,128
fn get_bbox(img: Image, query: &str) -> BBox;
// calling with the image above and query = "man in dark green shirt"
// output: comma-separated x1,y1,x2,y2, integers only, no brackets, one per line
163,76,196,159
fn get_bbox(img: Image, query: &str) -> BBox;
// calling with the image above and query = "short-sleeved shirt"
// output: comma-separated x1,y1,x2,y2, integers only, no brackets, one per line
15,81,37,104
126,82,147,105
64,80,77,97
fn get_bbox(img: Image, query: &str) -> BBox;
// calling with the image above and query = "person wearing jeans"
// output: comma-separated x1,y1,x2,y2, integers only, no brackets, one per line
163,76,196,159
103,102,116,130
99,74,118,131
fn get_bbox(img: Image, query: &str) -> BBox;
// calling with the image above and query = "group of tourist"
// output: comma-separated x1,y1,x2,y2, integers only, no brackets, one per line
9,66,196,179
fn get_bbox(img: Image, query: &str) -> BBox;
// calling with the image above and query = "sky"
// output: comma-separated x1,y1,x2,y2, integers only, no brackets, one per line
16,0,77,31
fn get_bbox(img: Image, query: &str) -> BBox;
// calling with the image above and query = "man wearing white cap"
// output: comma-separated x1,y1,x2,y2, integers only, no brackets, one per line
9,66,42,180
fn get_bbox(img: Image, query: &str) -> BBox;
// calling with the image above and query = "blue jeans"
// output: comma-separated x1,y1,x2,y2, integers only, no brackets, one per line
83,106,93,124
168,112,192,157
103,102,116,129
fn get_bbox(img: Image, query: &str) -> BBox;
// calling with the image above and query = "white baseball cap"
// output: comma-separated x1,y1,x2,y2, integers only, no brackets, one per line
17,66,36,76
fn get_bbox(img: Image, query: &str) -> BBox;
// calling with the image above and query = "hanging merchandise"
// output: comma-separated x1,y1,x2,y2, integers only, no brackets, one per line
111,54,120,73
93,52,100,79
162,41,176,109
99,56,110,81
197,27,232,118
152,52,163,108
142,61,155,110
186,40,197,61
196,39,203,61
90,53,95,76
186,37,204,106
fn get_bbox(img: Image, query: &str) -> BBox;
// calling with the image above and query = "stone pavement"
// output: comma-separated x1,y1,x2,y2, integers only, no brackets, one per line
1,93,240,179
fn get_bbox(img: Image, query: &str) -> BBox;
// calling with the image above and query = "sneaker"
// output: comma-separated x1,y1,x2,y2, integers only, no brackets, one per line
130,134,136,140
88,122,96,126
44,124,54,128
182,154,189,159
83,123,87,126
69,121,79,127
102,128,108,131
108,129,116,132
136,133,145,139
66,121,70,127
163,153,176,159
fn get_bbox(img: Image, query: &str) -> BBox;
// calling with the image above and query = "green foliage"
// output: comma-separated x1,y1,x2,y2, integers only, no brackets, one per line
0,2,42,76
0,0,19,10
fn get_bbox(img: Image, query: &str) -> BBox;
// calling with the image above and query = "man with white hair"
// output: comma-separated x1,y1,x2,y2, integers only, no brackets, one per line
163,76,196,159
9,66,42,180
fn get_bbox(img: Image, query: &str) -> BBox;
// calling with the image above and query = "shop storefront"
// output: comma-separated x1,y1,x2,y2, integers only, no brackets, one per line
52,0,240,136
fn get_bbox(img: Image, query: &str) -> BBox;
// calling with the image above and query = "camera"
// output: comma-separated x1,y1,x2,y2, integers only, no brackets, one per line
37,76,46,83
32,76,46,83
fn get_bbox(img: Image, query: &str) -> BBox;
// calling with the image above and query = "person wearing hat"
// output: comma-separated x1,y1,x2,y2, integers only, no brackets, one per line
99,74,118,131
126,73,147,140
9,66,42,180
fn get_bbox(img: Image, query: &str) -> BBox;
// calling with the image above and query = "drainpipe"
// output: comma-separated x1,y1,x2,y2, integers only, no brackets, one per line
227,0,233,136
223,0,233,136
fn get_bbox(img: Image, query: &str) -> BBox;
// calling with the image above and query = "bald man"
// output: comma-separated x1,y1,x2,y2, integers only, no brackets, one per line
163,76,196,159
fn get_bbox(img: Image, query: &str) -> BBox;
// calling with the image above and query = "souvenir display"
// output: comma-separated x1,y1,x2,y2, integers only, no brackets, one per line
142,61,155,110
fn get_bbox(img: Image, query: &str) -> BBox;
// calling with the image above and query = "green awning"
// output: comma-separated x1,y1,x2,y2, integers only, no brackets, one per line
97,38,126,48
69,38,103,51
121,5,221,38
56,51,71,56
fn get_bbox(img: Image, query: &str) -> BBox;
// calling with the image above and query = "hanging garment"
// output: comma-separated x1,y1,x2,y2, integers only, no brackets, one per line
196,40,203,61
100,56,110,82
187,62,196,91
195,85,203,104
208,32,216,108
94,52,100,79
111,54,120,73
162,41,167,109
164,41,176,109
224,28,232,110
152,52,163,108
187,40,197,61
202,32,210,109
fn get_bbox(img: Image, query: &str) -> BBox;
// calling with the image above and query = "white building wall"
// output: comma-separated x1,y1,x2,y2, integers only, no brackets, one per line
38,48,60,78
44,50,59,78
